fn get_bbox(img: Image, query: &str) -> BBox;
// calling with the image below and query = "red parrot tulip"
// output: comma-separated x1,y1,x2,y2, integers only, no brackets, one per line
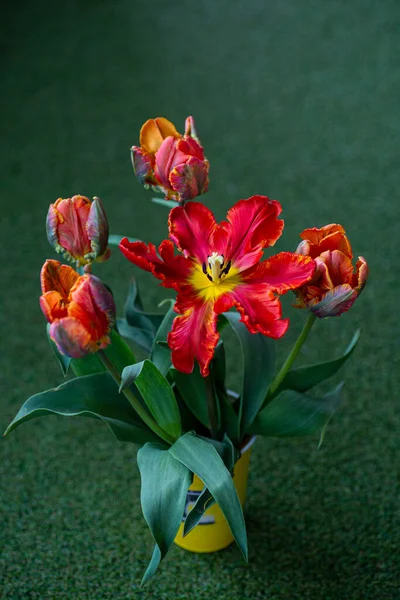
120,196,315,376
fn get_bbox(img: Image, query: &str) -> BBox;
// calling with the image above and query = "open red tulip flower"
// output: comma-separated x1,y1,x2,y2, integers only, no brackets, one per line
46,195,110,266
120,195,315,376
6,111,370,587
131,116,209,202
294,224,368,317
40,259,115,357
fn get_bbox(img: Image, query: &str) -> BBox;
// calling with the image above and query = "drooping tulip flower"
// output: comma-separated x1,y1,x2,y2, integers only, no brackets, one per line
119,196,315,376
46,195,110,266
40,259,115,357
294,224,368,318
131,116,209,202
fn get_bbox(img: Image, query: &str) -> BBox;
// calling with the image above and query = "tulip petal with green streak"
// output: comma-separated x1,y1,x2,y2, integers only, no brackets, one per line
46,195,110,266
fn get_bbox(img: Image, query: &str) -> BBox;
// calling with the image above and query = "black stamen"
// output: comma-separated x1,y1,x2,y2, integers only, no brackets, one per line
206,274,213,282
202,262,207,274
222,260,231,275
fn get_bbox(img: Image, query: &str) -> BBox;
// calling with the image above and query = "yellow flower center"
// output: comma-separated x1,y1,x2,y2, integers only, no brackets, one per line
188,252,241,301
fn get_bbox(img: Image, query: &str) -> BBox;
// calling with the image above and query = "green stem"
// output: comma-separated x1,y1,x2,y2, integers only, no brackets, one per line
267,313,317,400
205,374,219,440
99,351,175,445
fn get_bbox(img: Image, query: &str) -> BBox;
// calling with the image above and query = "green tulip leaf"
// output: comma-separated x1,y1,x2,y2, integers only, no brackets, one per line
273,330,360,397
250,382,344,440
137,443,192,585
4,372,160,444
116,279,166,354
169,432,248,560
172,365,209,428
183,488,215,537
121,360,181,439
151,306,176,376
116,319,155,354
222,312,275,437
217,389,240,445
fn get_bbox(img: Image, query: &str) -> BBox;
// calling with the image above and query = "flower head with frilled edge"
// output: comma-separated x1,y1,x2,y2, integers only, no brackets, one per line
131,116,209,202
40,259,115,357
46,195,110,266
294,224,368,318
119,196,315,376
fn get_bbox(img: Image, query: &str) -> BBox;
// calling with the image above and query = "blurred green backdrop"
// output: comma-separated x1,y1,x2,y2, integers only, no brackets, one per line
1,0,399,598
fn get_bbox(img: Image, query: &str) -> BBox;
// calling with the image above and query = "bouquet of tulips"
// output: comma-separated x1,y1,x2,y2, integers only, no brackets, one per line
5,116,368,584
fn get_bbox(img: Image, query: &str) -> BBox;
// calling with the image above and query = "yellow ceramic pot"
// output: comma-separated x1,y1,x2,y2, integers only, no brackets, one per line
174,436,256,553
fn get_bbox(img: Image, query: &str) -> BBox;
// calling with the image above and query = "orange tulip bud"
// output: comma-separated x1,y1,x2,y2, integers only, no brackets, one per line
131,116,209,202
40,260,115,357
294,225,368,317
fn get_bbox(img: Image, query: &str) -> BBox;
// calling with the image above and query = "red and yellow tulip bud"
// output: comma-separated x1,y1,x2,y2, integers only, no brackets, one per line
131,116,209,202
40,259,115,358
294,224,368,317
46,195,110,266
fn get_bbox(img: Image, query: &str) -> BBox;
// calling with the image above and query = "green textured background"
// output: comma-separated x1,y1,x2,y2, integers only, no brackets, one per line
1,0,399,598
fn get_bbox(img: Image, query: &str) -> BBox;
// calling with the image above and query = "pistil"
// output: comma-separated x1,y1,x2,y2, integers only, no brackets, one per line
208,252,224,282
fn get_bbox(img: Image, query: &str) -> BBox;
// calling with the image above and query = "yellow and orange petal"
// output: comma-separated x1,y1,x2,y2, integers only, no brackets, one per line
298,224,353,259
140,117,181,155
40,259,80,297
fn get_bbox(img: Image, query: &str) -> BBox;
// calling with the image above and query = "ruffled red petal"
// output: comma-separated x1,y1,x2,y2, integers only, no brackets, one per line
119,238,191,291
168,295,219,376
215,284,289,339
168,202,226,263
222,196,284,271
241,252,315,293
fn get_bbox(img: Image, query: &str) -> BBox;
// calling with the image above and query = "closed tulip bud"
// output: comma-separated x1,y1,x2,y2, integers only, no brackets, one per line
46,195,110,266
40,259,115,357
294,224,368,318
131,116,209,202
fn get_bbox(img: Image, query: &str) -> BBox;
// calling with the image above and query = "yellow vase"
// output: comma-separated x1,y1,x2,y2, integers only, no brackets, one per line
174,436,255,553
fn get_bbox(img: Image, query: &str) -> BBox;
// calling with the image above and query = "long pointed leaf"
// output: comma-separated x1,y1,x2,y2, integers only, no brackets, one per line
273,330,360,397
169,432,248,560
222,312,275,437
250,382,344,438
4,372,160,444
121,360,181,439
151,306,176,376
172,366,209,427
183,488,215,537
121,279,165,354
137,443,192,585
